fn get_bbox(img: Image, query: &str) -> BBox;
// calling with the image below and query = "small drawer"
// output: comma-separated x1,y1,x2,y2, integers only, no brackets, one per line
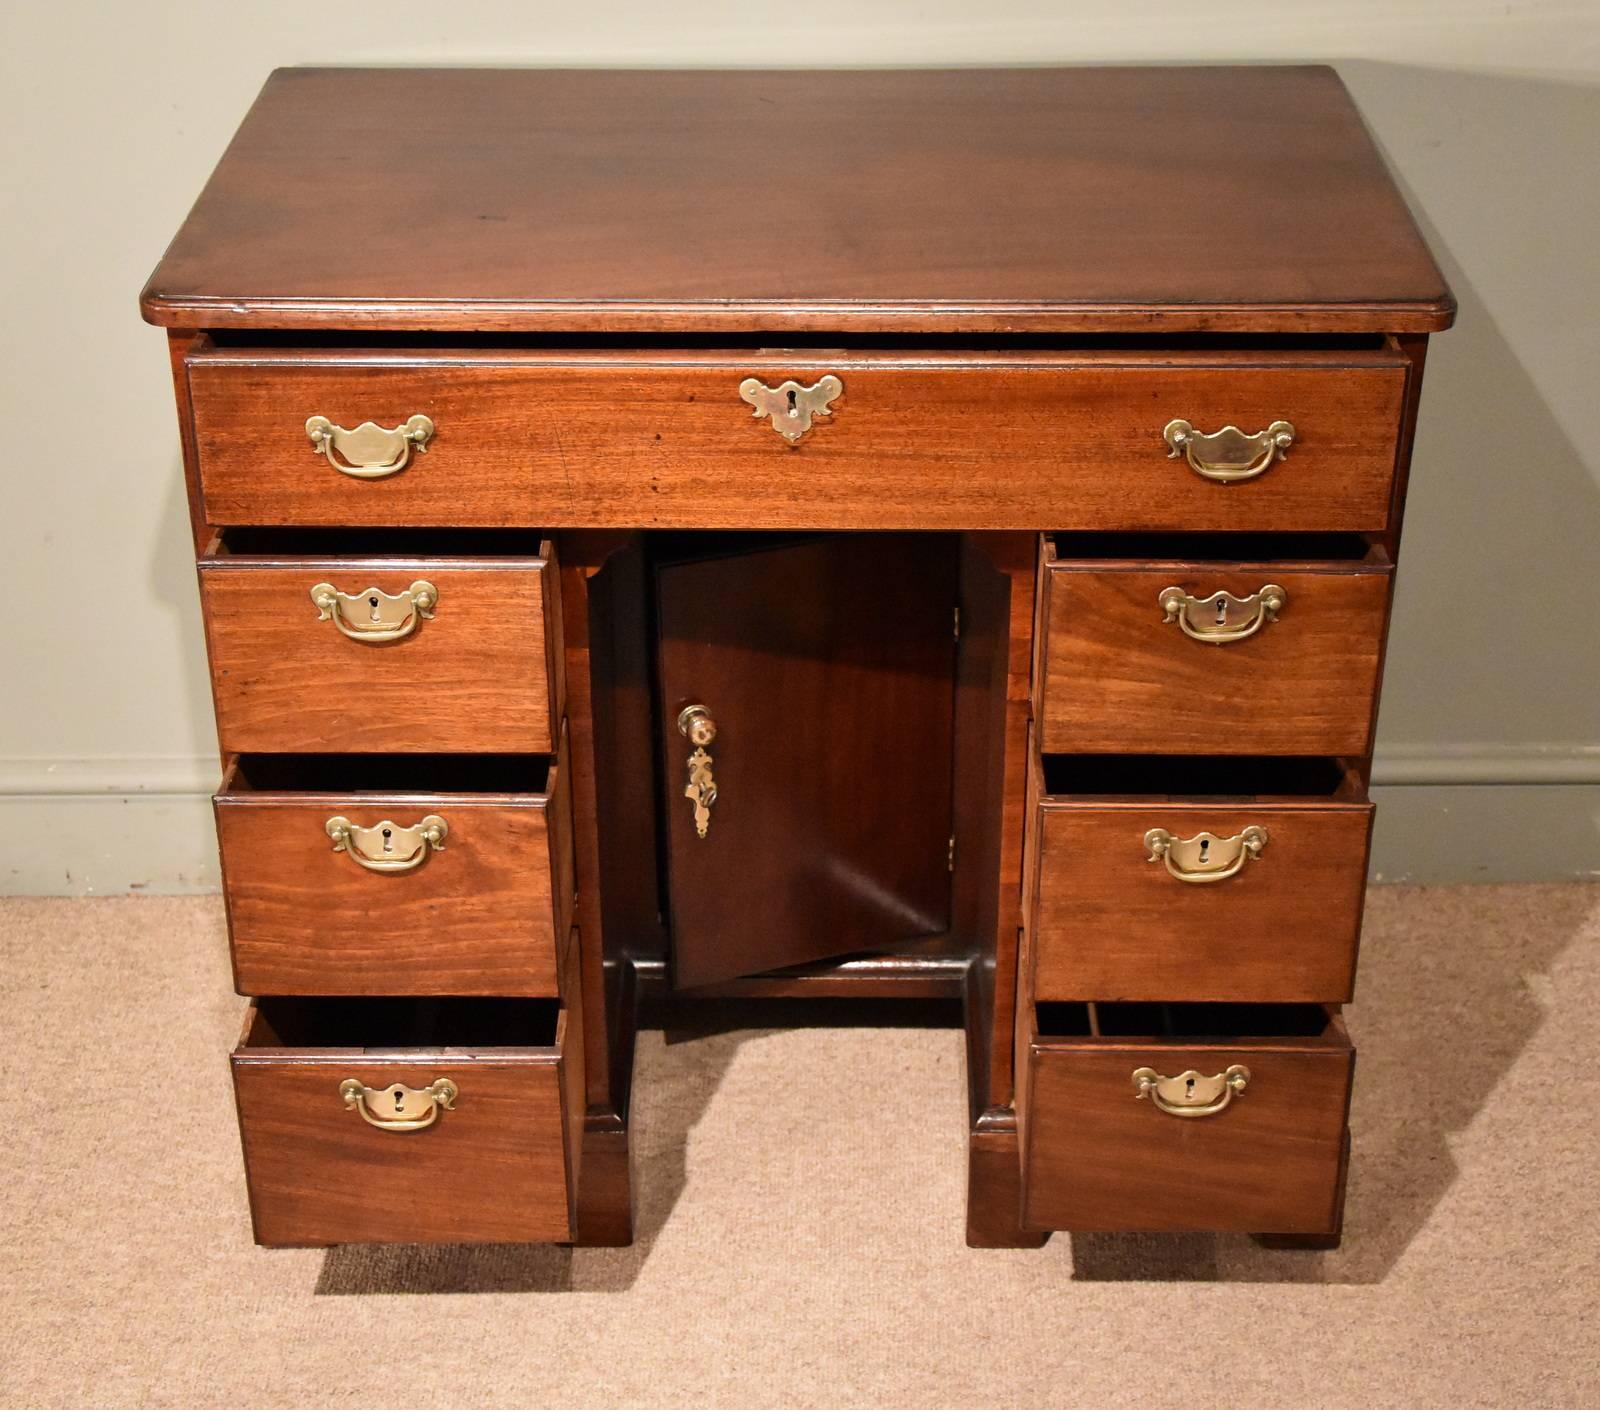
1027,753,1372,1004
1034,533,1393,756
232,978,584,1245
185,342,1407,531
1020,1001,1352,1235
216,745,574,998
198,530,561,755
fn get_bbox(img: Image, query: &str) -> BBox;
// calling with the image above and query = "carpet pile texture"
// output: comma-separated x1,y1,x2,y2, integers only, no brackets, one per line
3,886,1596,1408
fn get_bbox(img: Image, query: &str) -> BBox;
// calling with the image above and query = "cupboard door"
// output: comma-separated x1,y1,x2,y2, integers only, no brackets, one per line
657,534,957,987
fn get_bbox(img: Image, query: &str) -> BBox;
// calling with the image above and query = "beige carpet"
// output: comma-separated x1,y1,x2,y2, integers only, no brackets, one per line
3,887,1597,1409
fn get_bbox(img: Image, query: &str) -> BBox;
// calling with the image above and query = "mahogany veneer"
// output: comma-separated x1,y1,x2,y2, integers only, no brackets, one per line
144,65,1450,1251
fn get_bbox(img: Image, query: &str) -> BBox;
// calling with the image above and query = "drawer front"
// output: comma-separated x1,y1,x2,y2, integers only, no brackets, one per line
1021,1015,1353,1234
187,347,1407,530
232,980,582,1246
1029,773,1373,1004
199,548,557,754
216,743,573,998
1035,550,1393,756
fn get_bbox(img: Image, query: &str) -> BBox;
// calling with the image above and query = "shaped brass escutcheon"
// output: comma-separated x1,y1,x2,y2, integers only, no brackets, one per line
738,375,843,443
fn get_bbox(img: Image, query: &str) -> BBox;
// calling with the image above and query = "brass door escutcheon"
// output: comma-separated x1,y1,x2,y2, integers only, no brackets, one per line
1159,584,1286,644
326,815,448,873
1144,825,1267,883
340,1077,458,1131
1163,418,1294,482
306,414,434,478
310,580,437,643
738,375,843,443
1132,1065,1250,1118
677,703,718,838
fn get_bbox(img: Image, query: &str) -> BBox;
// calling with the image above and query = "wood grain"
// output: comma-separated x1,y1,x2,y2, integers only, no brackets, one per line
184,348,1408,532
1029,779,1374,1005
215,738,571,997
1022,1013,1353,1233
656,535,957,987
198,547,553,754
231,1001,577,1246
1036,546,1393,755
556,532,634,1121
955,534,1039,1116
140,67,1452,334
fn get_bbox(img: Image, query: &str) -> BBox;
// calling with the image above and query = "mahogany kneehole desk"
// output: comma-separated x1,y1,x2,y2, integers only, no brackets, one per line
143,65,1452,1249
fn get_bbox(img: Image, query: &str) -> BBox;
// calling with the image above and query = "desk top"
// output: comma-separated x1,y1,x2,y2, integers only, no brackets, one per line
142,66,1452,336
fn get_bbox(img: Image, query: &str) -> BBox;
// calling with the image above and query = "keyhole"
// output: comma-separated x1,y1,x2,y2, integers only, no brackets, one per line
394,1089,405,1110
786,387,798,414
1198,838,1210,863
1185,1077,1196,1099
1215,597,1228,625
382,826,393,854
368,595,381,623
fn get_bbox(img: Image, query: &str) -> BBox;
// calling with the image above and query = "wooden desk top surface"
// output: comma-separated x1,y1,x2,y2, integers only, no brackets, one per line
142,66,1452,335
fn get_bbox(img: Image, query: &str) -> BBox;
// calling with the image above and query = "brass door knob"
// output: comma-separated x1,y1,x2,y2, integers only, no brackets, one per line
677,704,718,838
677,704,717,746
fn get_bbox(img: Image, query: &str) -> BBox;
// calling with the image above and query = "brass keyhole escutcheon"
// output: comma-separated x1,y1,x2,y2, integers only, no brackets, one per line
738,375,843,444
678,704,718,839
339,1077,458,1131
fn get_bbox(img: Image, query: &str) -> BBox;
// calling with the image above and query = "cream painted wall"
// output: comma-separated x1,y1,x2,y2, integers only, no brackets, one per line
1,2,1597,891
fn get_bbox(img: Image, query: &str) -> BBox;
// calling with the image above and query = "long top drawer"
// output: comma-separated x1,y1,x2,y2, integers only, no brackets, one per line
186,344,1410,531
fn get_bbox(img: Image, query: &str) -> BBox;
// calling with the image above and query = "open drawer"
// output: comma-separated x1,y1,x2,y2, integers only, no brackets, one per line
184,341,1408,531
216,743,573,998
1026,753,1373,1004
1020,1001,1352,1235
231,964,584,1246
197,529,562,755
1033,532,1393,756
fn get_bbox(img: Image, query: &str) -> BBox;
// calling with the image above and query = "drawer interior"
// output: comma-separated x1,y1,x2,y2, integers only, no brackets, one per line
204,330,1398,353
222,752,552,796
1046,530,1384,565
1037,754,1361,801
242,995,562,1051
210,527,549,559
1036,1000,1341,1043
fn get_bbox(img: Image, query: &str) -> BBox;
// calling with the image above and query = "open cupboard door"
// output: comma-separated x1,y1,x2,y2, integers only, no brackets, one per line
656,534,958,988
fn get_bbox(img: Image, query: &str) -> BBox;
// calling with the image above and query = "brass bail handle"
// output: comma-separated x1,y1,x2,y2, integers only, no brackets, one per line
310,580,437,644
678,704,718,839
1144,825,1267,884
1159,584,1286,645
1163,418,1294,483
306,414,434,478
340,1077,458,1131
1133,1065,1250,1118
326,815,449,874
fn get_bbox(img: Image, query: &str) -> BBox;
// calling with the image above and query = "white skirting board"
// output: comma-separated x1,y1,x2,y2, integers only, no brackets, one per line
0,753,1596,895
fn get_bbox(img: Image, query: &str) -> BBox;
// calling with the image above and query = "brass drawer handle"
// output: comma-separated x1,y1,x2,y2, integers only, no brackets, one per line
340,1078,458,1131
326,815,448,873
1159,584,1285,644
1144,825,1267,883
310,580,437,643
306,414,434,478
1133,1065,1250,1118
678,704,718,838
1163,418,1294,482
739,375,843,443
